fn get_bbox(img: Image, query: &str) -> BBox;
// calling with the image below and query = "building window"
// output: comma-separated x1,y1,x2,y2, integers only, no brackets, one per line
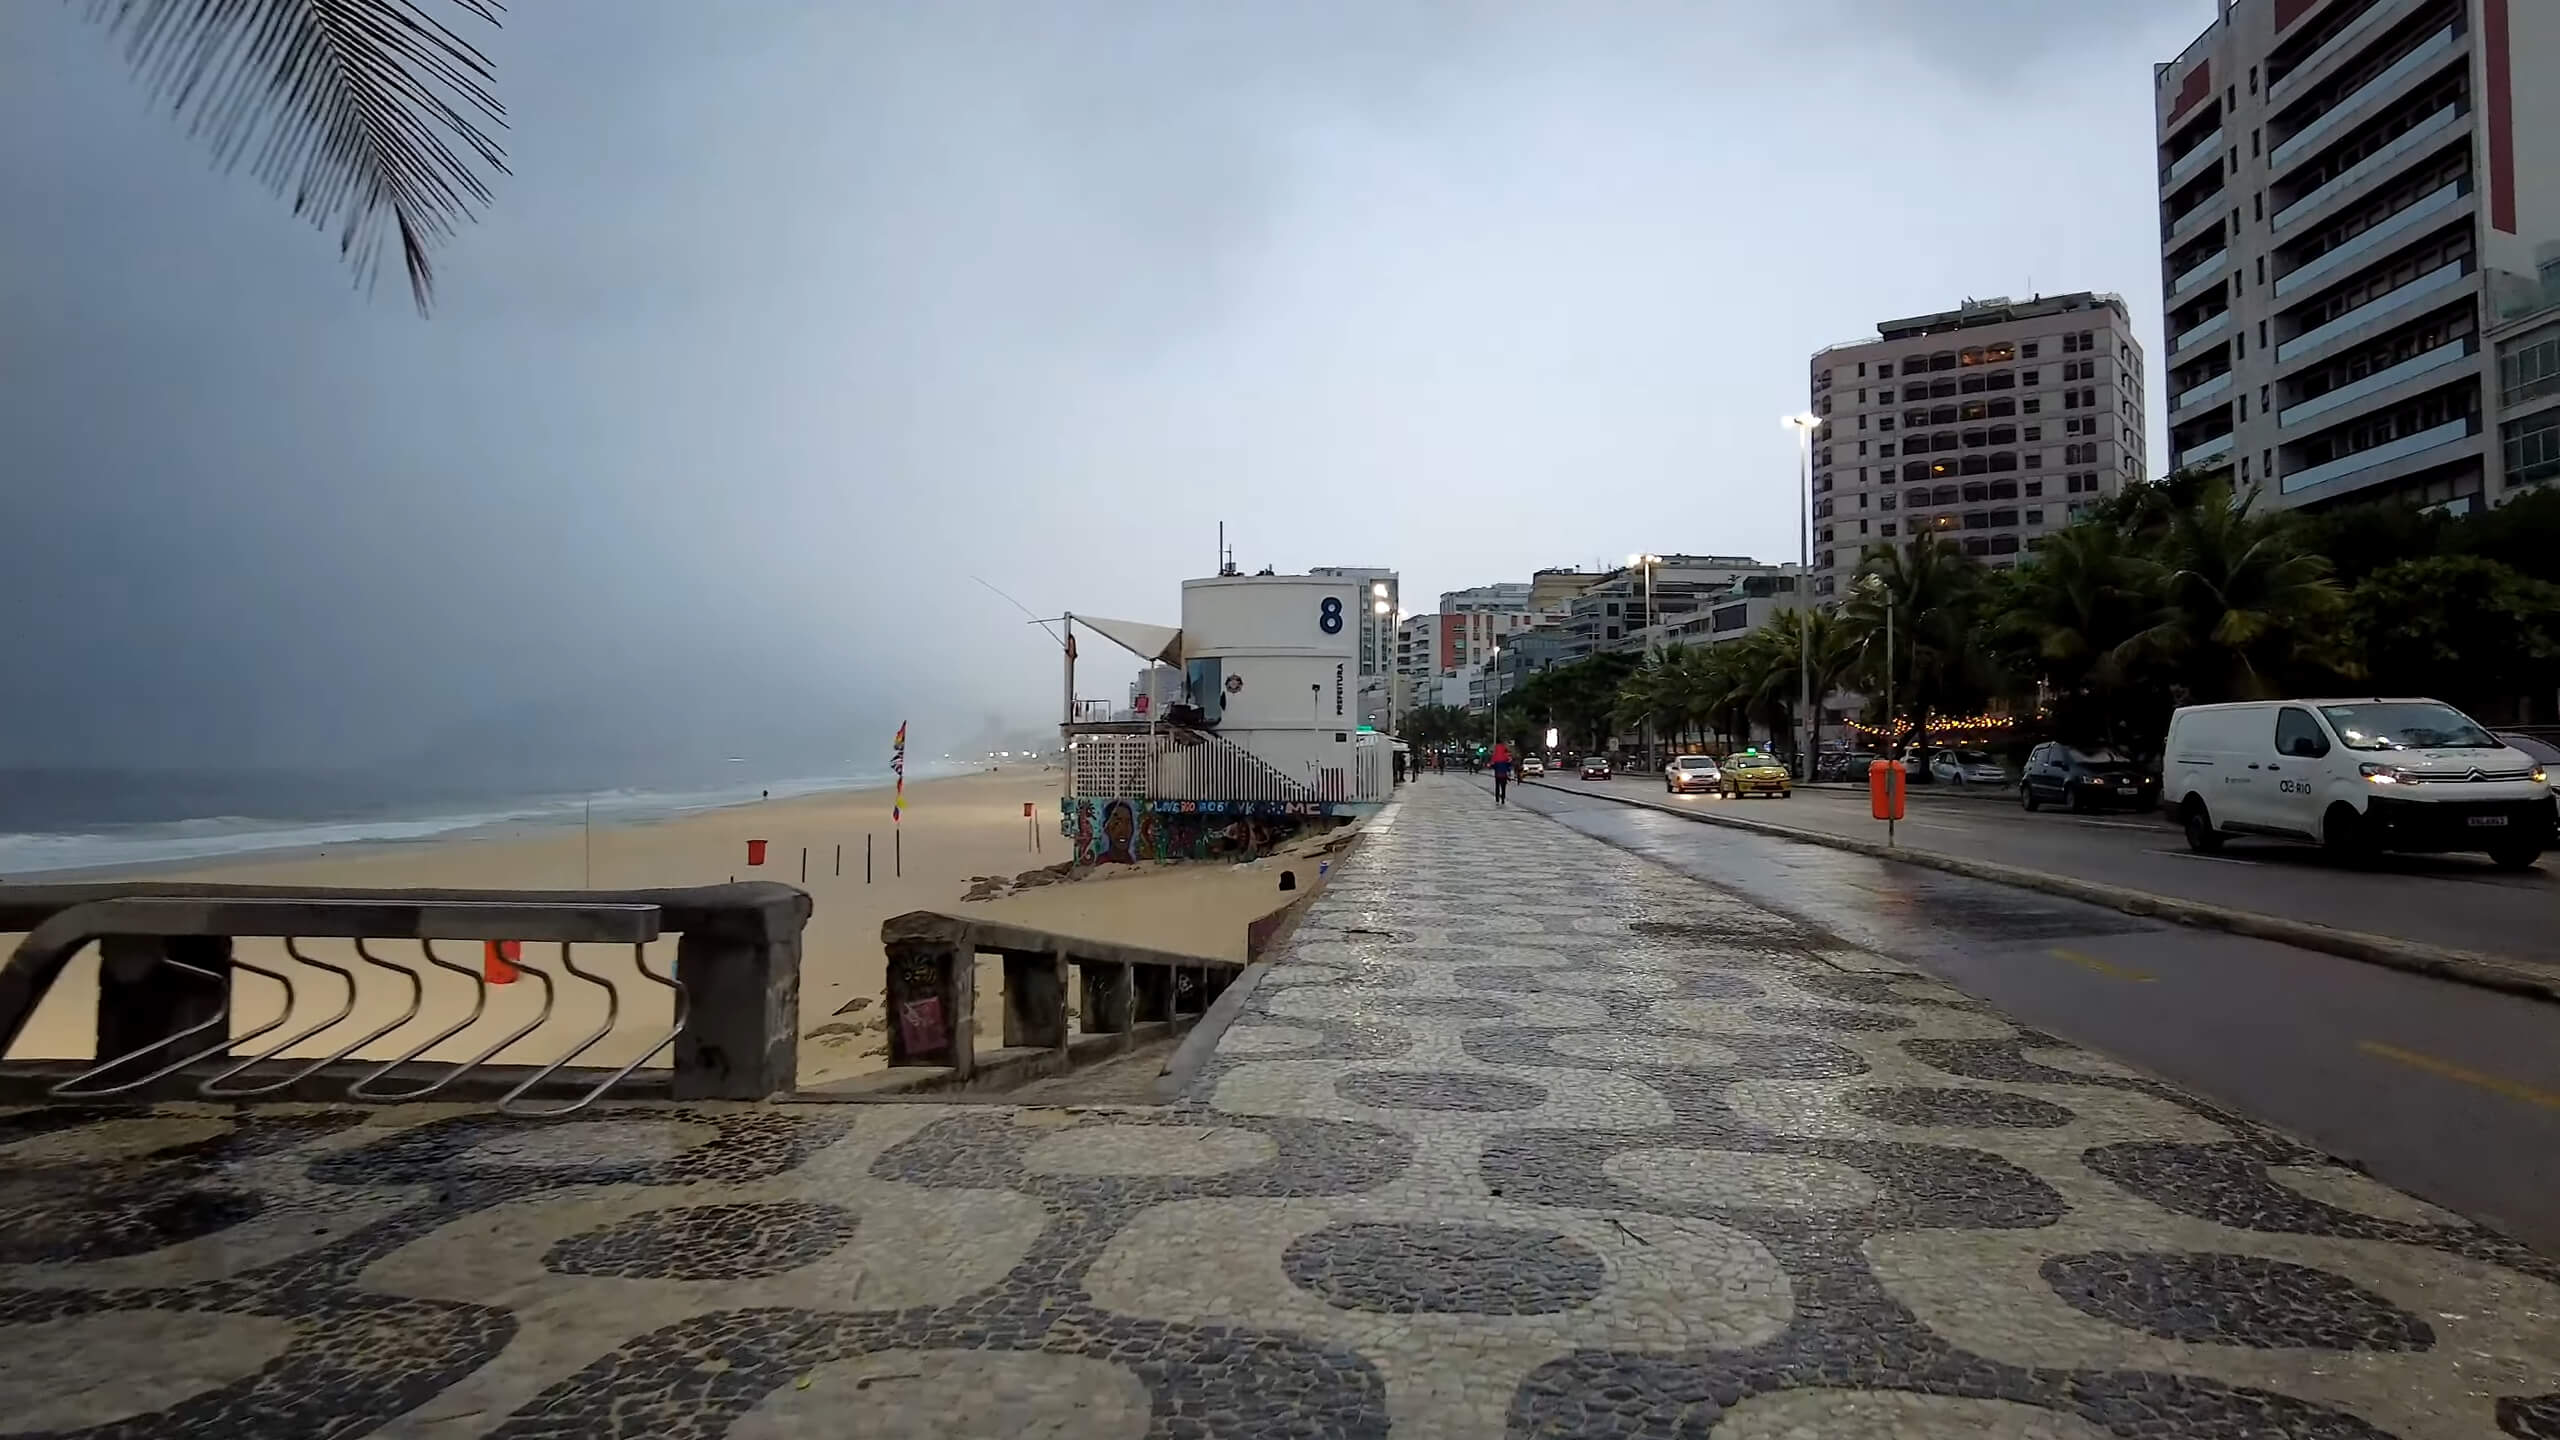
1879,416,1895,431
2500,327,2560,407
2023,369,2040,385
1990,480,2017,499
2503,411,2560,487
1987,371,2016,391
1880,522,1897,537
1989,397,2016,417
2025,480,2042,497
2026,508,2043,525
1990,534,2020,555
1880,494,1896,511
1990,508,2018,527
1878,363,1894,378
2025,453,2042,469
1879,444,1896,458
2021,342,2038,358
1988,452,2018,473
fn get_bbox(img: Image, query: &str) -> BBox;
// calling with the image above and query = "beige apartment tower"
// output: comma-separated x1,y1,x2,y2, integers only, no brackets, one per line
2156,0,2560,513
1804,293,2149,599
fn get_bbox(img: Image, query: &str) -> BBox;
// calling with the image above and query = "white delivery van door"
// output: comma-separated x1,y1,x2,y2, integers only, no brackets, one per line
2263,706,2333,839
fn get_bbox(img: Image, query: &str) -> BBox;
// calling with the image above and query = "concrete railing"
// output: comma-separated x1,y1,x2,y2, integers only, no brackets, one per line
879,909,1244,1085
0,882,807,1112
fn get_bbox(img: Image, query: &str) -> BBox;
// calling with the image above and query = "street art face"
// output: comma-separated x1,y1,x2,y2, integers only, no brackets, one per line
1101,800,1138,864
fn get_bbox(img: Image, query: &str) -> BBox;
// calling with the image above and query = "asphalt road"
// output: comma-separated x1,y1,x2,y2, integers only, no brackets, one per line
1596,774,2557,963
1494,778,2560,1252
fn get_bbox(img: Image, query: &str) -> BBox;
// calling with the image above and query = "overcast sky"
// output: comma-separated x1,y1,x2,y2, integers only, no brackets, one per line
0,0,2217,775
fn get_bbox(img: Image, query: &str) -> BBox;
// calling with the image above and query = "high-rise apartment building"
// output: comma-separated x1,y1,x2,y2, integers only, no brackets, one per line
2155,0,2560,513
1805,293,2148,598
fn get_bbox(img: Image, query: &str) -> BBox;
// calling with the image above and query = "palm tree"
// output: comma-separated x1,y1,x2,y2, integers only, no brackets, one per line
2138,480,2349,701
1839,538,1996,761
1990,523,2168,750
80,0,510,313
1750,606,1861,768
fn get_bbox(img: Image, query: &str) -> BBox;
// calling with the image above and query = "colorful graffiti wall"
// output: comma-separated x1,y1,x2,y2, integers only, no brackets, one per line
1059,798,1312,864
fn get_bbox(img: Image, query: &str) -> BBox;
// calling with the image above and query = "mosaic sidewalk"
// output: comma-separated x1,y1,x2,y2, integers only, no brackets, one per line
2,776,2557,1437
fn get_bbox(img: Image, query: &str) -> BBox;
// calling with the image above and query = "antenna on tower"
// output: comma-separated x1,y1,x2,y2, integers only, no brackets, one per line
1218,521,1239,576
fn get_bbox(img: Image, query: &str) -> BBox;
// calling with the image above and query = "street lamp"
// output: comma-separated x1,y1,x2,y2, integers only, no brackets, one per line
1783,413,1821,779
1373,596,1393,734
1629,553,1661,768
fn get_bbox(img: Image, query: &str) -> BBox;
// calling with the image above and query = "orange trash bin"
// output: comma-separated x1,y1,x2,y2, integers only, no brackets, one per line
746,839,768,866
1868,758,1907,820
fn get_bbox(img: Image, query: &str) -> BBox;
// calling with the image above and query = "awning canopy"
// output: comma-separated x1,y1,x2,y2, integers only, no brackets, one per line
1074,614,1183,666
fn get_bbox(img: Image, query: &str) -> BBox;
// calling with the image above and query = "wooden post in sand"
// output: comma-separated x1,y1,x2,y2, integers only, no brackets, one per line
800,847,807,883
834,844,842,877
866,834,873,884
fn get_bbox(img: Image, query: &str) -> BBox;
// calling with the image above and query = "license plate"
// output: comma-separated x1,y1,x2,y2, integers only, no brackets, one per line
2467,815,2508,827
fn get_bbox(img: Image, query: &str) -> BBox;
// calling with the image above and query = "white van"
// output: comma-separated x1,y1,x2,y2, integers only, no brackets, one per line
2162,698,2554,870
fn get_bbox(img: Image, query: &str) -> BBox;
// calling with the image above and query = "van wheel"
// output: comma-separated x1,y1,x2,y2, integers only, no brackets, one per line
2322,804,2373,861
2490,844,2543,872
2180,798,2224,854
2021,783,2040,812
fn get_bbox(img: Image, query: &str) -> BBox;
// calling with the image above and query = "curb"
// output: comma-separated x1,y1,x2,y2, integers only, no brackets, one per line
1522,778,2560,1007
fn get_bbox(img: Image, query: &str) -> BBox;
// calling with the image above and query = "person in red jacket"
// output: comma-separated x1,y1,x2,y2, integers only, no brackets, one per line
1490,741,1513,806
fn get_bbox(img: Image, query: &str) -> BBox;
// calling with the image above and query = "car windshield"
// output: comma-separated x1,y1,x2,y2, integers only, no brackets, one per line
2318,703,2497,751
1581,757,1606,767
2068,747,2133,770
1955,751,1993,765
1674,757,1714,769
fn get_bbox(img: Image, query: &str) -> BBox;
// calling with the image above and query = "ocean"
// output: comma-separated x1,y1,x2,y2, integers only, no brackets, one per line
0,764,965,879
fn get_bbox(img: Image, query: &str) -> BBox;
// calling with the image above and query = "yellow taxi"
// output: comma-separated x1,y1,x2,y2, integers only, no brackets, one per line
1719,749,1793,799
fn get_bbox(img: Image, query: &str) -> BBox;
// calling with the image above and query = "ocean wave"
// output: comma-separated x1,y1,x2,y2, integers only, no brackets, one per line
0,762,969,878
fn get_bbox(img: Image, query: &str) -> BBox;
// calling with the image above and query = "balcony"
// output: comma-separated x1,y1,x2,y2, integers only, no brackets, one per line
2180,431,2238,467
2165,189,2226,248
2277,261,2468,361
2165,128,2225,187
2171,371,2235,420
2270,25,2461,174
2279,340,2472,428
2270,0,2420,107
2168,248,2230,304
2273,103,2461,232
2173,309,2234,356
2275,182,2468,298
2280,416,2471,494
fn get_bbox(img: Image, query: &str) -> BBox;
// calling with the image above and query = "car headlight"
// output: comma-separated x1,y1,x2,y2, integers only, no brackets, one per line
2359,763,2421,786
2534,765,2548,785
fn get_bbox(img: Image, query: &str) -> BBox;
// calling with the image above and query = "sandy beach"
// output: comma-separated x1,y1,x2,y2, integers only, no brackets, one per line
3,767,1304,1088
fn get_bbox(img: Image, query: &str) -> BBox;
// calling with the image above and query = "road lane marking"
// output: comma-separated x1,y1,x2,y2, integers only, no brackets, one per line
2048,947,2156,982
2150,849,2257,865
2358,1042,2560,1112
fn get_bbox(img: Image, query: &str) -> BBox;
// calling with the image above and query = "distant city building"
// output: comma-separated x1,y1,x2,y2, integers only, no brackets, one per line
1808,292,2148,596
1557,556,1798,659
1528,568,1601,613
1438,582,1534,614
2154,0,2560,512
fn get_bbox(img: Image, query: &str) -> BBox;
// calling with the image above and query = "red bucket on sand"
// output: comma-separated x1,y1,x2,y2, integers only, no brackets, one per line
746,839,768,866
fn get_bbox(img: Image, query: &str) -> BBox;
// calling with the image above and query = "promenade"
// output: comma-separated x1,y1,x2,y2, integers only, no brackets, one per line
1,775,2554,1437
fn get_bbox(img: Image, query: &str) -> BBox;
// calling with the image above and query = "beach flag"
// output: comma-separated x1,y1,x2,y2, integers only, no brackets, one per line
892,720,907,821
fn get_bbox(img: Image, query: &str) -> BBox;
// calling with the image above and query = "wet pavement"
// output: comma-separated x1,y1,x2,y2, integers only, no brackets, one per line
1606,778,2558,965
1511,780,2560,1254
2,775,2557,1437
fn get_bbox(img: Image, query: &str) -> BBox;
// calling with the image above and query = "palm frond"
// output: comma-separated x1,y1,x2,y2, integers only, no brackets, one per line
82,0,509,314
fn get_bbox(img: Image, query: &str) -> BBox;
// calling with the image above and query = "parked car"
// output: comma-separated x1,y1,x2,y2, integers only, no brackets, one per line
1720,749,1792,798
1928,749,2010,786
1580,755,1612,780
1813,749,1879,782
2020,743,2157,813
2165,698,2553,869
1520,756,1546,777
2494,732,2560,805
1664,755,1722,793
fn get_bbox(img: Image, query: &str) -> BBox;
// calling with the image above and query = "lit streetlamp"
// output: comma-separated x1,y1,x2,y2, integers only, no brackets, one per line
1783,413,1821,778
1628,552,1662,767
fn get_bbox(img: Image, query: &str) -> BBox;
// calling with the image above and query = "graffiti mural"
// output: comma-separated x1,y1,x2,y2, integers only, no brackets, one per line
1060,798,1311,864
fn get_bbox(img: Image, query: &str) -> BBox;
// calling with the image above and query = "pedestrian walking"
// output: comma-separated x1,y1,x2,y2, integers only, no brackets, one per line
1490,740,1512,806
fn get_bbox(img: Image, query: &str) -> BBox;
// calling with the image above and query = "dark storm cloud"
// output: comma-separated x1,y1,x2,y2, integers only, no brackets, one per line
0,1,2212,781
